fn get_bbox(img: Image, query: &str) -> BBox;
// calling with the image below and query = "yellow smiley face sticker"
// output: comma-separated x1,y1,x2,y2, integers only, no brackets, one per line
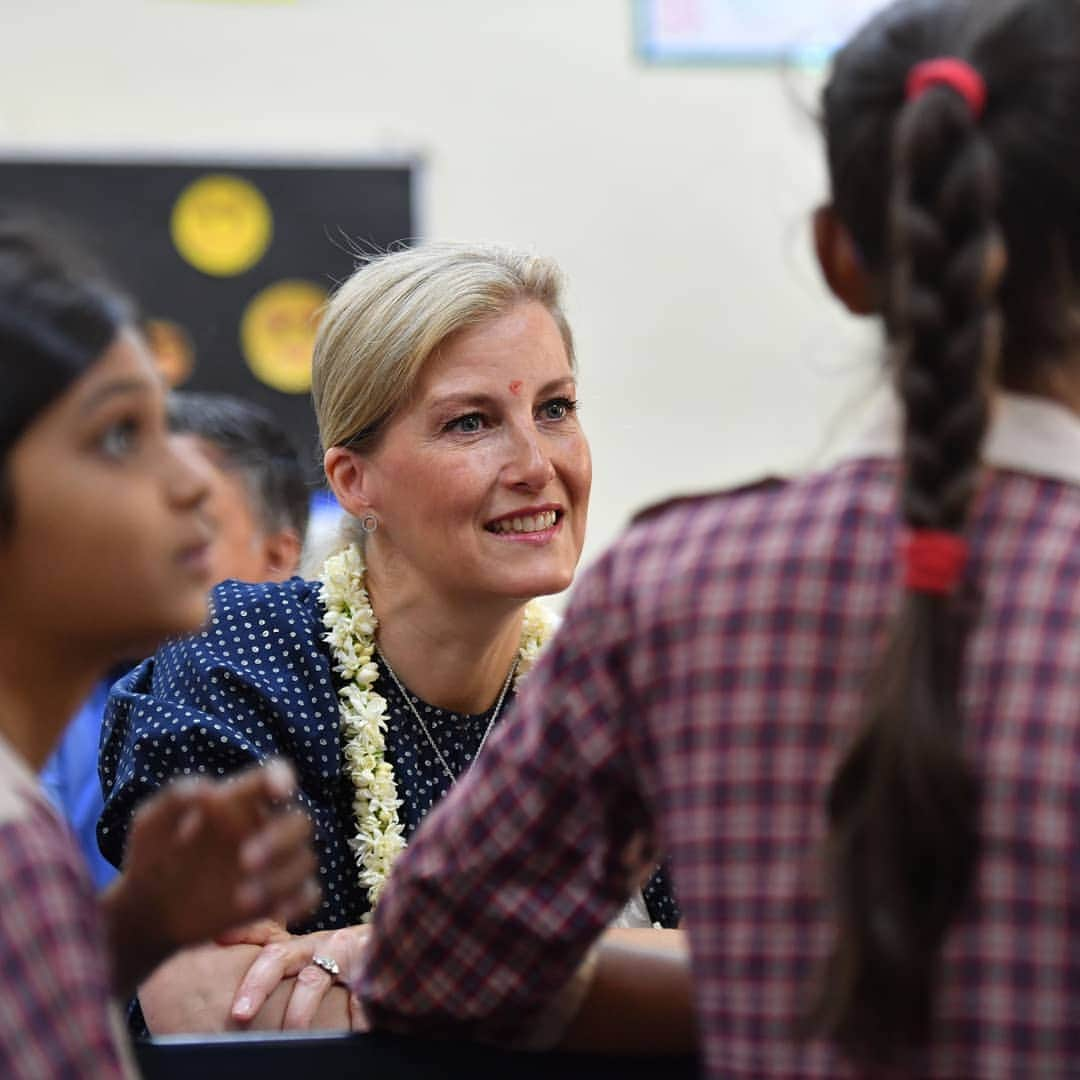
171,174,273,277
240,280,327,394
145,318,195,387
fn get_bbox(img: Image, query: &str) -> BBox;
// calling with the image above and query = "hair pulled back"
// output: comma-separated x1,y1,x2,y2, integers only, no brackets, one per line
311,241,573,456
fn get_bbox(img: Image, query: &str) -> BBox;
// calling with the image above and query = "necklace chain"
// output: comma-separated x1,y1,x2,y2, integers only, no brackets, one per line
376,645,518,786
319,543,555,913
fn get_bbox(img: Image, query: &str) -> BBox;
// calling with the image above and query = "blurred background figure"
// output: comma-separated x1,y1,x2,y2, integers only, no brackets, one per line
167,391,309,586
42,390,309,887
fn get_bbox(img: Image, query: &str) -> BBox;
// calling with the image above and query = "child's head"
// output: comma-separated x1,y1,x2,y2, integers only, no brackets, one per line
0,216,213,661
820,0,1080,383
0,216,132,531
166,391,309,584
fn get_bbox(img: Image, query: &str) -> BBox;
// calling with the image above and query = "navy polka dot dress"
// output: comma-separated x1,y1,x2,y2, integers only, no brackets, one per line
99,577,679,931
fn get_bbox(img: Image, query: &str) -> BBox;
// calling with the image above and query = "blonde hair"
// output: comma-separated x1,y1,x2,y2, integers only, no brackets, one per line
312,242,574,455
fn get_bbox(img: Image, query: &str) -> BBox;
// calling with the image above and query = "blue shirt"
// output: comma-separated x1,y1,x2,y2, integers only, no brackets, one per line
40,674,127,891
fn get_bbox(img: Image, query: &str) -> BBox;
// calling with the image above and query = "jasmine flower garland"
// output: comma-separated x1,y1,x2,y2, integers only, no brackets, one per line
319,543,555,915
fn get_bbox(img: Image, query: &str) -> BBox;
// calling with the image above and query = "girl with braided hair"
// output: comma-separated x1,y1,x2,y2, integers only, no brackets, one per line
285,0,1080,1074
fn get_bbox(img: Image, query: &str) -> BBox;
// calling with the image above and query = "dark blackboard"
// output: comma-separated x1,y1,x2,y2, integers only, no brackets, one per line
0,158,414,479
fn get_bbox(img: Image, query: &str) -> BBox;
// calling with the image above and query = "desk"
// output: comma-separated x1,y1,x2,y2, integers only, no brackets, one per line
137,1031,700,1079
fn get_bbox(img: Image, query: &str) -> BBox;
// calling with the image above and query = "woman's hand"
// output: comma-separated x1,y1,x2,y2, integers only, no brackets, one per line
228,921,371,1029
102,759,320,996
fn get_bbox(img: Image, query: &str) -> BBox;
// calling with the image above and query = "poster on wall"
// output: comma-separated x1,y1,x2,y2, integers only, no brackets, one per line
634,0,891,65
0,157,414,480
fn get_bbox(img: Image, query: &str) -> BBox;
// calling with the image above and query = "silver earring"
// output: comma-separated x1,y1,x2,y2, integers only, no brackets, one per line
360,513,379,534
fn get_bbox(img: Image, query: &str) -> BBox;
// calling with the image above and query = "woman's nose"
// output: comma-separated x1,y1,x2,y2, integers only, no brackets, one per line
506,425,556,492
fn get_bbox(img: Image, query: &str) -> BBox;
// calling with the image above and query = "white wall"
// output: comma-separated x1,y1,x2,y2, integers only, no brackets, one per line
0,0,881,576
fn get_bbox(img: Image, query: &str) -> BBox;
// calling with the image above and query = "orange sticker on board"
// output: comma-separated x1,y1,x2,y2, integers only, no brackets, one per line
240,280,326,394
145,318,195,387
171,174,273,277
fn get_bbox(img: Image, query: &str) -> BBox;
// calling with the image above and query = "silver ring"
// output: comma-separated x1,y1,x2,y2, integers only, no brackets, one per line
311,954,340,977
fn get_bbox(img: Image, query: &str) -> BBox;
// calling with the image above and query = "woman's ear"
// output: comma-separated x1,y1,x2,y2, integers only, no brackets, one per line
324,447,374,519
813,204,877,316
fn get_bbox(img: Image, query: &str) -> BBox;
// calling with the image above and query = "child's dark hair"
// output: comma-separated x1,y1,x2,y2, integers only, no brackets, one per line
167,391,310,540
0,212,133,537
810,0,1080,1063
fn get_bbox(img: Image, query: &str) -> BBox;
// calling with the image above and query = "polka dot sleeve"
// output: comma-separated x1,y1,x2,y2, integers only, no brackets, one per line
97,577,368,931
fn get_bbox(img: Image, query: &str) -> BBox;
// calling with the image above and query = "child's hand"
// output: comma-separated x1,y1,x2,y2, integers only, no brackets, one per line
104,759,320,993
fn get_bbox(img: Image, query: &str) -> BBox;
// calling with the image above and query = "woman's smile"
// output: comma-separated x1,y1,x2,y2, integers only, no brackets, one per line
485,505,563,539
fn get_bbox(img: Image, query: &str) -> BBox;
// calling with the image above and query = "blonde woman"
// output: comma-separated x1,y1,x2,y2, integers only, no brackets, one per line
99,243,686,1039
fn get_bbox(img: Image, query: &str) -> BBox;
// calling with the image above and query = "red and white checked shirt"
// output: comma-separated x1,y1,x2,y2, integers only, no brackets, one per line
358,392,1080,1078
0,734,135,1078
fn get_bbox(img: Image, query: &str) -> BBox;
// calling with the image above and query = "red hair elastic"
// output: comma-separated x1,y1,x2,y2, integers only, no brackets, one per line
905,58,987,119
900,529,969,595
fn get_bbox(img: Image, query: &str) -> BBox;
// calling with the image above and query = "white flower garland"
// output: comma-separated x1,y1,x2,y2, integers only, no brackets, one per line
319,543,556,915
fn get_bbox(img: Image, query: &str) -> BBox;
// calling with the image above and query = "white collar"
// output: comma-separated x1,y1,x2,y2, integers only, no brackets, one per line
0,729,48,827
843,390,1080,487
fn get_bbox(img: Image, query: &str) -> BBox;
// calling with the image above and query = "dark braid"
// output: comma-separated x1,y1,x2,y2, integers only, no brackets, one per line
891,88,1000,540
802,0,1080,1063
810,85,1000,1063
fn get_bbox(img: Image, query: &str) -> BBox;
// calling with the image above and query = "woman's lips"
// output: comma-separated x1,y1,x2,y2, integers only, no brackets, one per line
486,509,559,535
485,508,564,543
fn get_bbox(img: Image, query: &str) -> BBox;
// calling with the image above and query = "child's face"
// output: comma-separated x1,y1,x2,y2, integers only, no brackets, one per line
0,328,216,659
172,434,295,585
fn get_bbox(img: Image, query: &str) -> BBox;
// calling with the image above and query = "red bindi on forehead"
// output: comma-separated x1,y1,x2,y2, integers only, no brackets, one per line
509,381,523,395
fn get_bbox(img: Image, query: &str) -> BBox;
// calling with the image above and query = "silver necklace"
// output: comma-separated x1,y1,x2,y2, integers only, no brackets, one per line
375,646,518,786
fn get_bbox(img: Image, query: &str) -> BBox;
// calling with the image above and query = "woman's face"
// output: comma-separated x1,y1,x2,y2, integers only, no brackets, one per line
0,328,215,658
357,300,591,605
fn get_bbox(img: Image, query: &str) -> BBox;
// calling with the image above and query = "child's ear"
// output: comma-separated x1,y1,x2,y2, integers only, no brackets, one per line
261,529,303,583
813,204,878,316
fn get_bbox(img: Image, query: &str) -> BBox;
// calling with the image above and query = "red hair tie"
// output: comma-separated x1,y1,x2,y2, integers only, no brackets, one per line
905,58,987,119
900,529,969,595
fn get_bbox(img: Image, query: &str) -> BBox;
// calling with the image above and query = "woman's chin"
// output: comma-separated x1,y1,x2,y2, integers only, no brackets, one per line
453,558,579,606
500,569,575,601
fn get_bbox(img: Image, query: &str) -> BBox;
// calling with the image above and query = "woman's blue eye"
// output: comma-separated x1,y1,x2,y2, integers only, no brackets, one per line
447,413,485,434
540,397,577,421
